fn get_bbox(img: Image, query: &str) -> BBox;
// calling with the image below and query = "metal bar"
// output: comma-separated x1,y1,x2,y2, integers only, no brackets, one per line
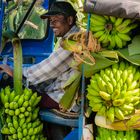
16,0,36,34
78,13,91,140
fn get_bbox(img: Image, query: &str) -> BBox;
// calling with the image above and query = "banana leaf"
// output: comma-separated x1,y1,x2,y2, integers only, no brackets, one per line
79,52,119,78
59,72,81,111
117,48,140,66
128,35,140,56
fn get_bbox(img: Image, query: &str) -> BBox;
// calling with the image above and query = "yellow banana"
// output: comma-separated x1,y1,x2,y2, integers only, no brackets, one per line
122,70,128,83
87,87,100,96
111,89,120,100
107,107,115,122
104,67,111,76
128,81,138,90
95,74,107,91
99,91,111,101
133,71,140,81
97,105,106,116
91,103,102,112
119,104,134,111
90,79,100,92
113,99,125,106
112,63,119,75
106,82,114,94
115,107,125,120
126,88,140,96
119,61,126,71
89,96,103,103
102,74,110,83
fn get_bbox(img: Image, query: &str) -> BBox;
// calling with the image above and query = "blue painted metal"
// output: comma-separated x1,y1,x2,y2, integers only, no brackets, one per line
40,109,79,127
64,128,78,140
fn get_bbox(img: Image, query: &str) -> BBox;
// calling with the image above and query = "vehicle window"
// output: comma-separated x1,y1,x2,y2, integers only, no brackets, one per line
3,0,48,39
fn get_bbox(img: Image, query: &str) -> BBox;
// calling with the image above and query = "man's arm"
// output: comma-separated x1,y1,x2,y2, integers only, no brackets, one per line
0,64,13,77
23,47,72,85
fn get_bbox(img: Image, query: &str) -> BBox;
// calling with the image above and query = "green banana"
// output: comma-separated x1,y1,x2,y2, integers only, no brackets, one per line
117,33,131,41
91,14,107,23
91,18,105,26
93,30,105,38
110,16,116,23
114,34,123,48
91,25,105,32
114,17,123,27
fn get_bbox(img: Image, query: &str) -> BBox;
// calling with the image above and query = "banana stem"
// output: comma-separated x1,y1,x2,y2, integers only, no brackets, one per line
12,37,22,95
2,31,23,95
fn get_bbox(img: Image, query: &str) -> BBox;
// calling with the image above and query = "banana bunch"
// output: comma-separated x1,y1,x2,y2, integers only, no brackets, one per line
96,126,139,140
0,87,46,140
90,14,138,49
87,61,140,122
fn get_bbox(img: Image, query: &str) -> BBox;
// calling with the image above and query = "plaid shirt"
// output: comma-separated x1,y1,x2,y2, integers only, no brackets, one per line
23,25,80,102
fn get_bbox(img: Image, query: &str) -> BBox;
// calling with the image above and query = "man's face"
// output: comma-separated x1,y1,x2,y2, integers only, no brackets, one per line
49,15,72,37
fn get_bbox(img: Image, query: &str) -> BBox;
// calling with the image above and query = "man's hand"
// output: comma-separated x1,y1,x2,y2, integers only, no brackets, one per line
0,64,13,77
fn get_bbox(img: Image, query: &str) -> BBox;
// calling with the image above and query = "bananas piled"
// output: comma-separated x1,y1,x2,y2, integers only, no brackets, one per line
90,14,138,49
96,126,139,140
87,61,140,122
0,87,46,140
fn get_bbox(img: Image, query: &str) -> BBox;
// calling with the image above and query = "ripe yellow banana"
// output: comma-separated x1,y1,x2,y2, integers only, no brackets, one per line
91,103,103,112
106,82,114,94
107,107,115,122
111,89,120,100
99,91,111,101
90,79,100,92
115,107,125,120
113,99,125,106
87,87,100,96
97,105,106,116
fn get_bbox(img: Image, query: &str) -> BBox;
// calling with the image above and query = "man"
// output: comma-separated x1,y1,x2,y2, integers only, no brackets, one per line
0,1,80,110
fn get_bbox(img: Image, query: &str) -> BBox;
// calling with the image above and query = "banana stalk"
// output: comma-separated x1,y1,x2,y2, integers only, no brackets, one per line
1,30,23,95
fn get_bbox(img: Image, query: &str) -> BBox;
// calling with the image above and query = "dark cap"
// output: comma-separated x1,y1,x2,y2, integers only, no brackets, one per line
40,1,77,19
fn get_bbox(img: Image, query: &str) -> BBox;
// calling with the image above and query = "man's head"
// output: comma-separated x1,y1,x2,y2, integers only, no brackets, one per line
41,1,77,37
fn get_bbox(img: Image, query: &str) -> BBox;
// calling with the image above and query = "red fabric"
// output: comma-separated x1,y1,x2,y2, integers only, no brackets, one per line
38,93,59,109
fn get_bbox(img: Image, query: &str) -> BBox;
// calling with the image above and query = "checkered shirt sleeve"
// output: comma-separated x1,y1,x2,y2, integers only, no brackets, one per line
23,47,72,85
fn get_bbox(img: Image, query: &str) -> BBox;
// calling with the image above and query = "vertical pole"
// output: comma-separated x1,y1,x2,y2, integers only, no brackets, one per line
78,13,91,140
